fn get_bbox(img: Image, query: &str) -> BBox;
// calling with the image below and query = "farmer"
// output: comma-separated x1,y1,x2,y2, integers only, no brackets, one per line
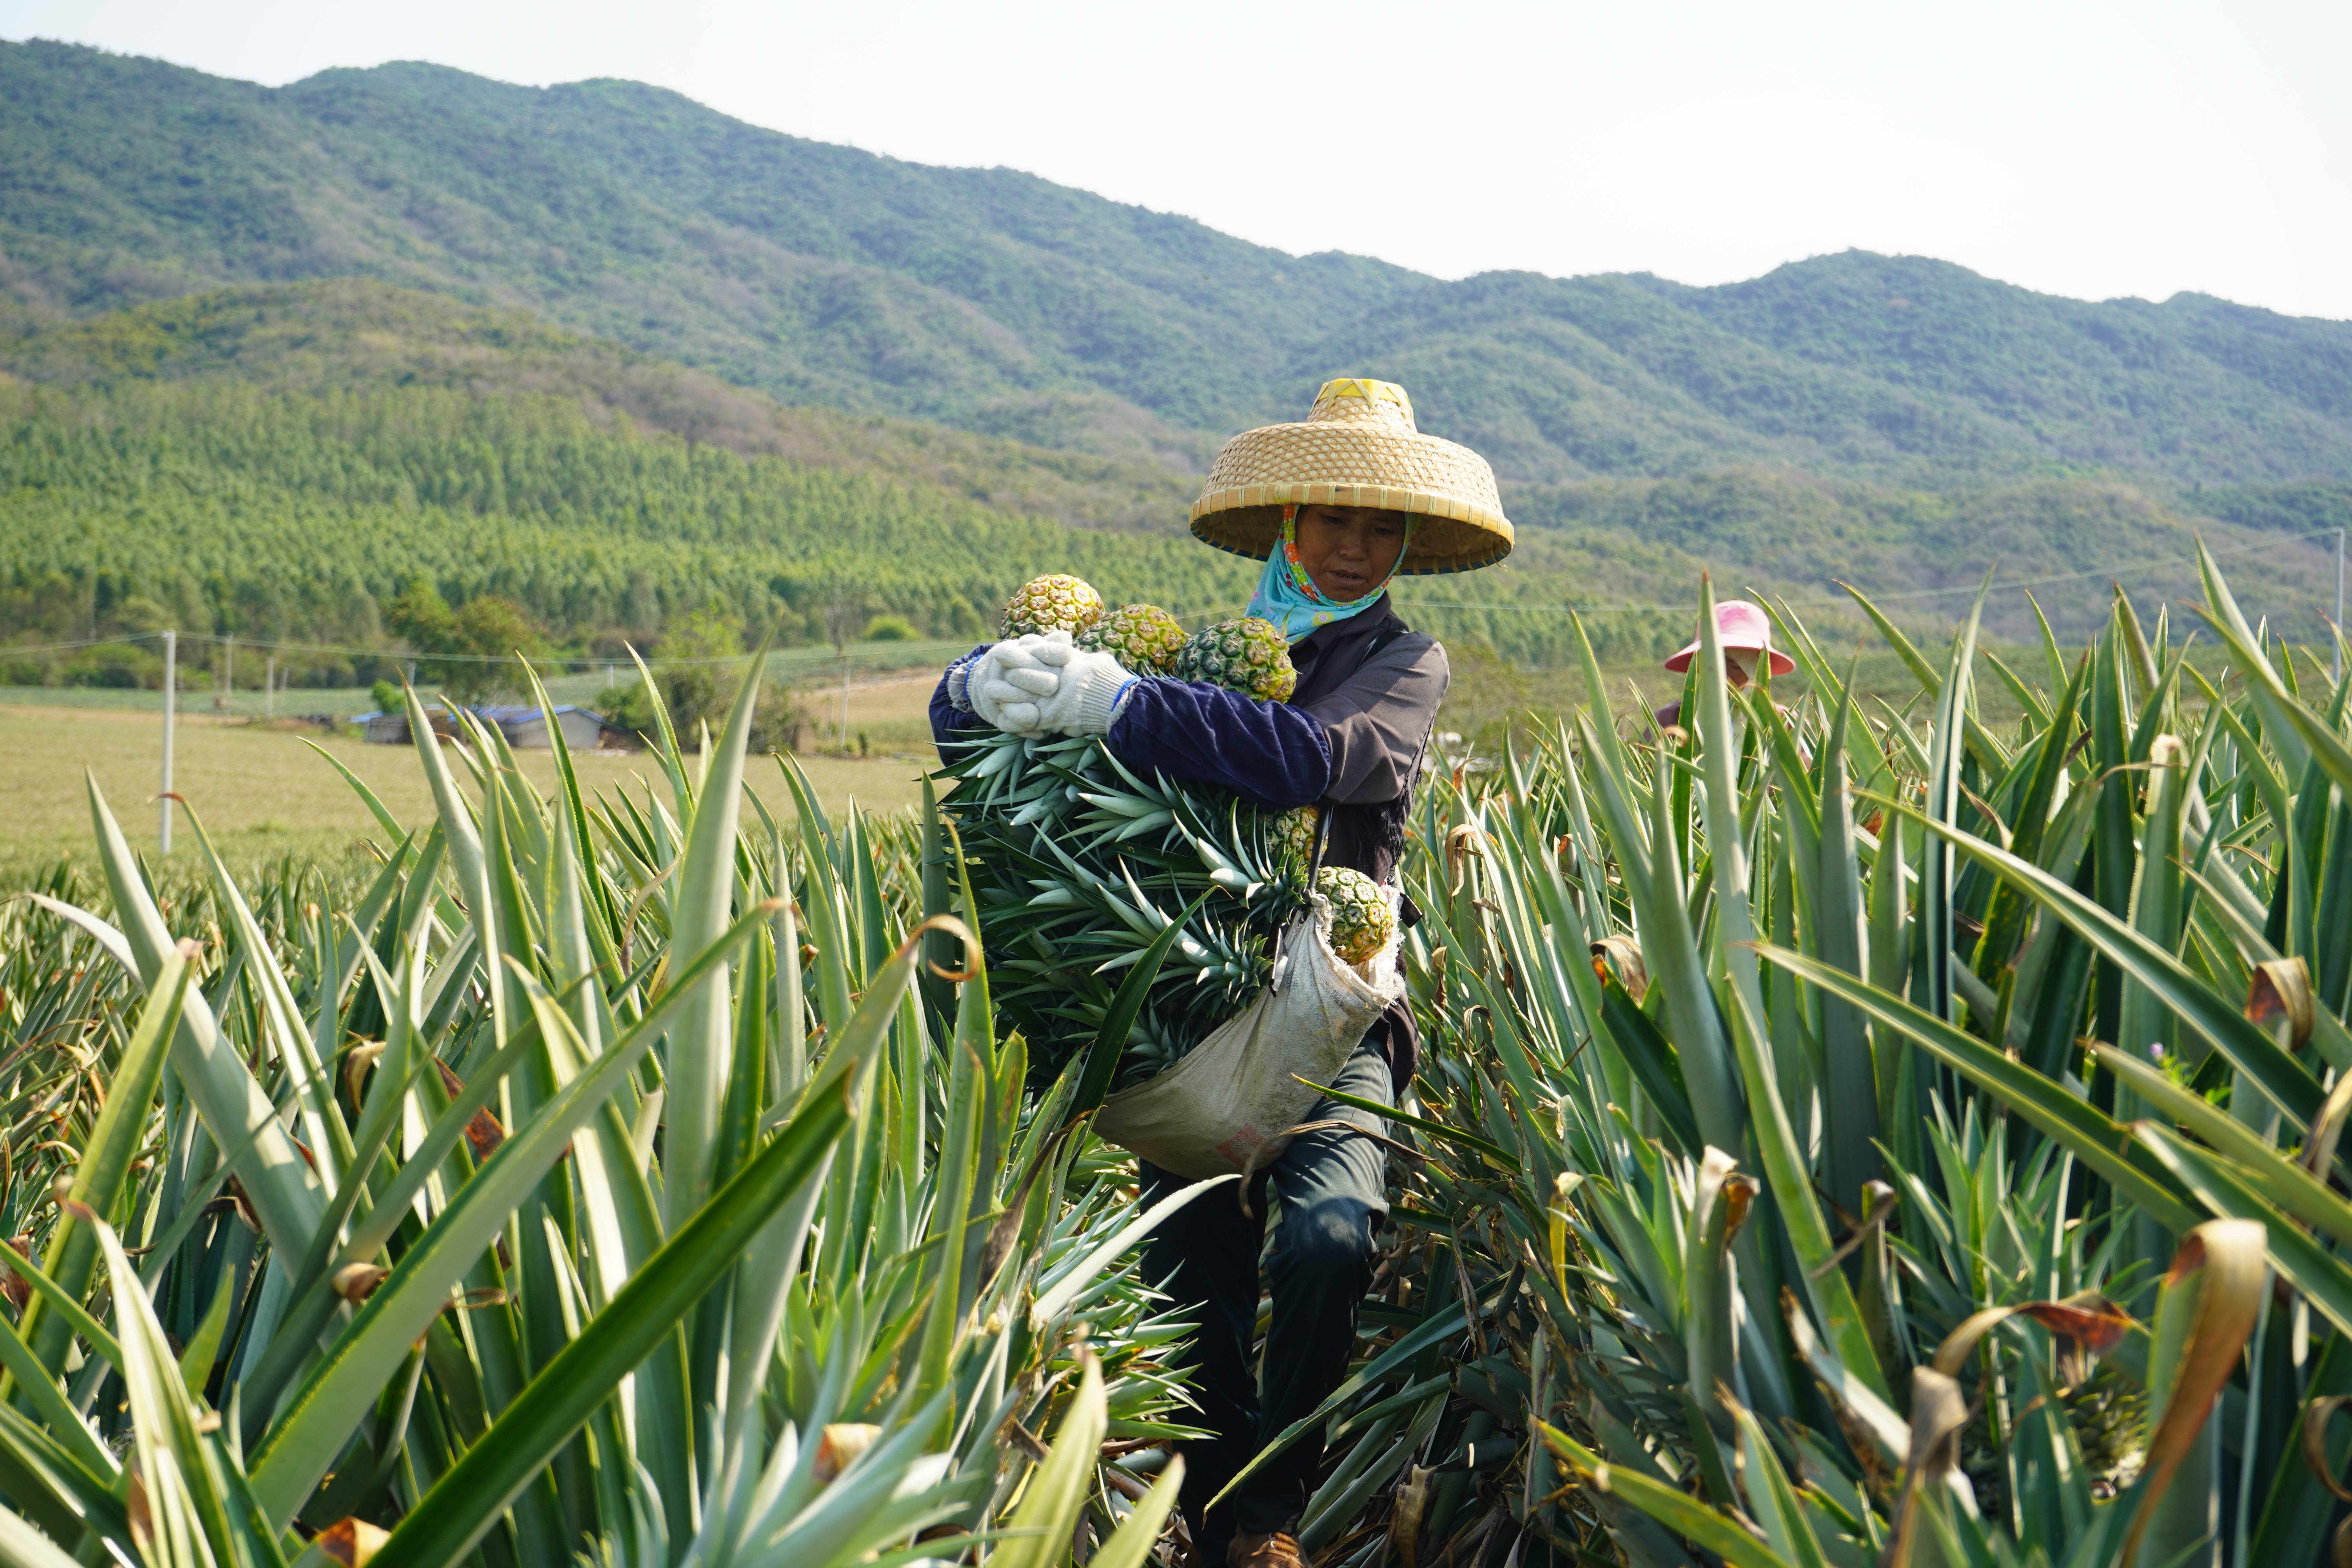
1650,598,1794,732
931,379,1512,1568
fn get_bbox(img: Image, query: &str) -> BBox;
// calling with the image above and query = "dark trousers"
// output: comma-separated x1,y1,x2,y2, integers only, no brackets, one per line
1139,1038,1392,1559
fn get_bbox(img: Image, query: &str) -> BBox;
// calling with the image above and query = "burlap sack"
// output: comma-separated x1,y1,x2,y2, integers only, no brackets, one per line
1091,892,1405,1180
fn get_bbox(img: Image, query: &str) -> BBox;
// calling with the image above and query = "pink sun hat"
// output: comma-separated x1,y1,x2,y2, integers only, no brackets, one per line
1662,600,1795,677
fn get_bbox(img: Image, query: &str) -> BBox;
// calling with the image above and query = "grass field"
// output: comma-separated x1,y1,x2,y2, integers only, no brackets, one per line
0,632,2239,886
0,677,938,878
0,637,977,719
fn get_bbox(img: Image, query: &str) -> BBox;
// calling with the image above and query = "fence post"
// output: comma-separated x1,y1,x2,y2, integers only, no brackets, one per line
160,630,176,854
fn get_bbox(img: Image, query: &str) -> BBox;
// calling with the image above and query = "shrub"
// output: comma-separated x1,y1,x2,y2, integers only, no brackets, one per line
592,681,658,747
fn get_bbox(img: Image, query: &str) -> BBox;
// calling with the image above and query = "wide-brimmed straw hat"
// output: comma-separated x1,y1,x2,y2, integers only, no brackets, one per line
1189,379,1513,575
1662,600,1795,677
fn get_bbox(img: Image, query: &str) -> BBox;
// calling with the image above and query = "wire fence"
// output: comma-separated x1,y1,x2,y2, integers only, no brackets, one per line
1392,524,2346,616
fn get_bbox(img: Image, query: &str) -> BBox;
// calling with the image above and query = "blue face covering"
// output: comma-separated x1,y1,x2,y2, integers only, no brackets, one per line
1243,507,1413,643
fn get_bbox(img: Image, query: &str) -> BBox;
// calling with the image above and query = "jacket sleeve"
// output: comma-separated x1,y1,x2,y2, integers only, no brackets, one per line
1104,681,1333,808
929,645,993,755
1301,634,1449,805
1103,634,1449,809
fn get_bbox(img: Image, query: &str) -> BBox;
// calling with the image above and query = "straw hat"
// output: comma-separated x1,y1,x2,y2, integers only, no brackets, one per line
1189,379,1513,575
1662,600,1795,677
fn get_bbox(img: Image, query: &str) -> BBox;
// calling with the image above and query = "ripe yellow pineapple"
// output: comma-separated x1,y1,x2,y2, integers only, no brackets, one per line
1174,616,1296,702
1316,866,1394,964
1077,603,1186,673
1270,805,1320,877
1000,574,1105,639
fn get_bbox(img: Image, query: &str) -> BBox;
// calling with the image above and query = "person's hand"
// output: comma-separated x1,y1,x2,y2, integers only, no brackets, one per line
970,634,1065,733
1033,645,1136,736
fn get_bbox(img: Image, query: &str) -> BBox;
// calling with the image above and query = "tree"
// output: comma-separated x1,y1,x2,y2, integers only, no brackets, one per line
441,596,543,702
823,595,872,655
658,599,746,734
597,600,805,753
385,577,456,651
388,579,541,703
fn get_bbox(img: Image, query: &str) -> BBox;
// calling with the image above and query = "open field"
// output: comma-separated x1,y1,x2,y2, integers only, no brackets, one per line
0,631,2278,885
0,690,933,876
0,636,976,719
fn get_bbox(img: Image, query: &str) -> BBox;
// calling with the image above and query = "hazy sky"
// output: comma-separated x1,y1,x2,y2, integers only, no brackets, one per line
6,0,2345,320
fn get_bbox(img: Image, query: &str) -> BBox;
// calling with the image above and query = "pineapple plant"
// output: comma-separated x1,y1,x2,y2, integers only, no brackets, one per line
999,572,1105,638
1174,616,1298,702
19,559,2345,1568
1077,602,1187,673
0,664,1202,1568
1316,864,1393,962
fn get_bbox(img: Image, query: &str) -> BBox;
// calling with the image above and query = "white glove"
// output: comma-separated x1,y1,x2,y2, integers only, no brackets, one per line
1033,644,1136,736
969,634,1065,733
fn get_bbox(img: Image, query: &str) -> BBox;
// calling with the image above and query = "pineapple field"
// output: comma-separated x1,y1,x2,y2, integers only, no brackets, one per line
2,544,2352,1566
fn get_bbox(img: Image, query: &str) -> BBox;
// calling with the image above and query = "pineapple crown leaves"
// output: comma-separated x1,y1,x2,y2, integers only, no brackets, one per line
1008,787,1075,831
1091,741,1182,806
1077,789,1166,823
1163,800,1276,900
946,731,1023,787
1111,860,1214,968
944,677,1308,1089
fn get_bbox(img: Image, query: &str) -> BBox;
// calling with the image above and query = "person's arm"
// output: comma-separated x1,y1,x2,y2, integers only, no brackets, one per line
1104,680,1332,807
1104,635,1448,808
929,645,992,754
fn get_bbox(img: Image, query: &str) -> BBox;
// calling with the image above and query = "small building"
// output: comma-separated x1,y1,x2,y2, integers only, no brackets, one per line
357,710,410,746
484,705,606,750
358,704,604,748
355,707,461,744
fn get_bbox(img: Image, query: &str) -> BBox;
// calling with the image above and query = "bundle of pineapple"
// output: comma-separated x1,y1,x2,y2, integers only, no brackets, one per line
941,574,1395,1091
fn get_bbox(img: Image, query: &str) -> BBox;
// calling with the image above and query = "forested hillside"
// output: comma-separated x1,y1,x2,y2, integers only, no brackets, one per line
2,279,2347,675
7,38,2352,487
0,280,1196,530
0,378,1263,684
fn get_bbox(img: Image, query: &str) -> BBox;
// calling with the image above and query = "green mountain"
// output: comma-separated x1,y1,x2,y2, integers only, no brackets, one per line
7,38,2352,490
2,38,2350,663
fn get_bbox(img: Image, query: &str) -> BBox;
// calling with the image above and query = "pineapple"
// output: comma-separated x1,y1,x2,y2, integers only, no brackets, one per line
1077,603,1186,673
1270,805,1320,878
1174,617,1297,702
1000,573,1105,639
1317,866,1394,964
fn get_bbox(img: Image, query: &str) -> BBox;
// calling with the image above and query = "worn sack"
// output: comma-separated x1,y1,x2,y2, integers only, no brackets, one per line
1091,891,1406,1180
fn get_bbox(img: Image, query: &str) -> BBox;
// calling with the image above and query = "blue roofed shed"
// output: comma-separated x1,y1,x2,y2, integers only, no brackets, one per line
356,705,604,748
482,705,606,750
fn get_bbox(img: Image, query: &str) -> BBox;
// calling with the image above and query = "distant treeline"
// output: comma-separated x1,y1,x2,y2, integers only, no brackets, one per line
0,380,1719,686
0,381,1269,686
8,378,2344,691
